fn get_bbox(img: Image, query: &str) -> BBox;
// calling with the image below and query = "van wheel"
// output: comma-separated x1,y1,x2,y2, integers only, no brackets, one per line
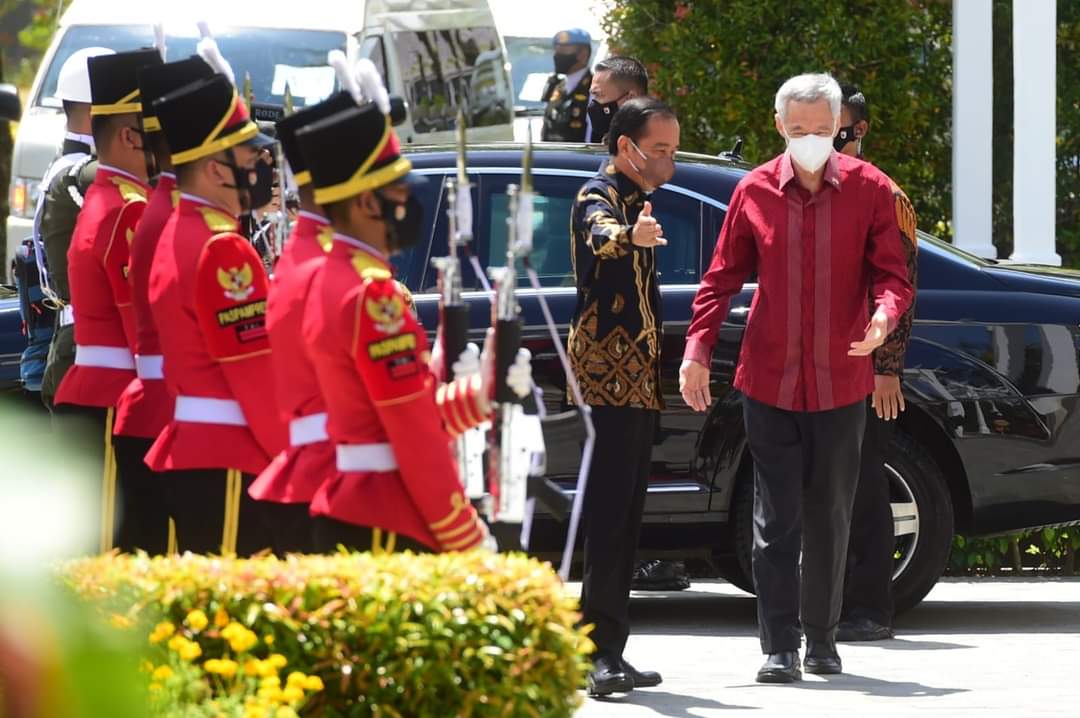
723,428,953,614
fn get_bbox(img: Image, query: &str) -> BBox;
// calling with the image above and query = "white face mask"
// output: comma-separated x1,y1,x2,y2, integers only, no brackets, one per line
782,122,834,173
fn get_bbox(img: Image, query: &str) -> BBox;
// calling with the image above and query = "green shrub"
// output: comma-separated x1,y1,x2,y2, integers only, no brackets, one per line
62,552,592,718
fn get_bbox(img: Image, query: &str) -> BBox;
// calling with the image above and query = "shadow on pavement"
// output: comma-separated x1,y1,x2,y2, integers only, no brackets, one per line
898,600,1080,635
591,689,759,713
806,672,969,698
852,636,972,650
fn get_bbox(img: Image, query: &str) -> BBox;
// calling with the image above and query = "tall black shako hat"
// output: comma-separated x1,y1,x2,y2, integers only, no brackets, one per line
153,73,274,165
275,91,356,187
137,56,214,133
295,101,412,206
89,48,163,116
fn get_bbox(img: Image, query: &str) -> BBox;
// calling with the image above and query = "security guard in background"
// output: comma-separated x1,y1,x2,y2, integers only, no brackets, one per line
541,28,592,142
37,47,115,409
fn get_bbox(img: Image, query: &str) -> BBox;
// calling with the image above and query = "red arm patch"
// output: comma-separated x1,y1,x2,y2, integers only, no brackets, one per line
195,232,272,360
352,274,431,404
103,198,146,308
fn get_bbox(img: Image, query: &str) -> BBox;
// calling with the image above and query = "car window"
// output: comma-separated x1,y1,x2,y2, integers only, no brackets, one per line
504,36,602,109
413,173,485,294
359,34,391,88
390,27,512,133
37,25,346,109
482,172,703,287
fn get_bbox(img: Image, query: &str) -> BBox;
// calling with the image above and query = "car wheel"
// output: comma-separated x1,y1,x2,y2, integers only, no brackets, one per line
724,428,954,614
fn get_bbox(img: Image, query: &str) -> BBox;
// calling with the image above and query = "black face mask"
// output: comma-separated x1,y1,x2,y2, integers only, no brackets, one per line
376,191,424,253
248,158,275,211
553,53,577,74
834,124,858,152
586,98,619,142
219,151,274,214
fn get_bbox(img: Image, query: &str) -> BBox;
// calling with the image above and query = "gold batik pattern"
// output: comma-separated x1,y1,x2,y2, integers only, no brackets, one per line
569,301,661,409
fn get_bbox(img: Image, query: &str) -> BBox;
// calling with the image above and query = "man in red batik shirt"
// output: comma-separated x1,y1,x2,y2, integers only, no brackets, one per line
679,73,912,684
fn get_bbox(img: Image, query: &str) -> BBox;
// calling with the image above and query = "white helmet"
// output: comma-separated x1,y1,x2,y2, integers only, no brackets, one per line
56,46,115,103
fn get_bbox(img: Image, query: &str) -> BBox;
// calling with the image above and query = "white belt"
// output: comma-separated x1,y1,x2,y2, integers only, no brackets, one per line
74,344,135,370
289,412,328,447
135,354,164,380
59,305,75,327
174,396,247,426
336,443,398,472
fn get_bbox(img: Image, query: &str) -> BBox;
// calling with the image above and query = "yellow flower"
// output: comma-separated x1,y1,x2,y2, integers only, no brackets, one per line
139,660,154,674
167,635,186,652
185,609,209,633
148,682,162,693
214,608,230,628
276,708,299,718
285,671,307,688
178,639,202,662
281,686,304,704
243,659,261,677
267,653,288,670
222,621,258,653
243,707,267,718
109,613,132,629
204,658,239,678
263,633,275,646
149,621,176,644
303,675,324,692
152,665,174,681
260,675,280,689
257,686,282,703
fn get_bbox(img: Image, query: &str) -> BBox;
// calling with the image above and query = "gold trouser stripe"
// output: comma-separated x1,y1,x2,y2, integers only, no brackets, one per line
383,531,396,554
221,469,242,555
372,527,382,555
167,518,177,555
99,407,117,553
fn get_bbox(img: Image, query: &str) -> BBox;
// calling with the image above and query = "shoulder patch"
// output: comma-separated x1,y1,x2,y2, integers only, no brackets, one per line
109,175,147,203
196,206,238,233
195,232,271,360
353,275,430,404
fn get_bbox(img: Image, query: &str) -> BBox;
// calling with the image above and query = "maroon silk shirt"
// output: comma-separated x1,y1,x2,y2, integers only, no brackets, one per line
685,151,913,412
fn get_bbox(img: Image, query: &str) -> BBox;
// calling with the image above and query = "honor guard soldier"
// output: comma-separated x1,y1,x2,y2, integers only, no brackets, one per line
53,48,163,554
541,28,592,142
295,89,494,554
148,73,282,555
248,90,357,554
111,56,217,554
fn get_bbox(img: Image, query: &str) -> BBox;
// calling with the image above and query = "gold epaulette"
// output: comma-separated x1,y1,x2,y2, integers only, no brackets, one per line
196,206,237,233
351,250,392,282
109,175,147,203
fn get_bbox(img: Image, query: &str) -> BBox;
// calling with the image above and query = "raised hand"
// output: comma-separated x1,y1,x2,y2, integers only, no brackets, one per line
632,201,667,248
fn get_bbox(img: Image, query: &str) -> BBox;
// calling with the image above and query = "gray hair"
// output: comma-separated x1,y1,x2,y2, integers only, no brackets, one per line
774,73,842,121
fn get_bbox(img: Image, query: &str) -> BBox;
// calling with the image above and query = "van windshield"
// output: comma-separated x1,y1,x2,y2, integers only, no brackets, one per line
37,25,346,110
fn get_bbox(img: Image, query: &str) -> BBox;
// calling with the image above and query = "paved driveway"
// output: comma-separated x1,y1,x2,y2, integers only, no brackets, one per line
573,578,1080,717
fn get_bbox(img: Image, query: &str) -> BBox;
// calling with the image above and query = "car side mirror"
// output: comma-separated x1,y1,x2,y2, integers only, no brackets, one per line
389,95,407,127
0,84,22,122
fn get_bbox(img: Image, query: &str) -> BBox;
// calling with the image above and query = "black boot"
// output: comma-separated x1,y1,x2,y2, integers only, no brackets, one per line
630,559,691,591
756,651,801,683
804,639,843,675
588,654,634,696
622,659,662,688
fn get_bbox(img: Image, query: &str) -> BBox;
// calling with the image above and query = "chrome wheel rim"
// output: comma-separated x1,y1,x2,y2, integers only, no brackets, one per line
886,462,920,580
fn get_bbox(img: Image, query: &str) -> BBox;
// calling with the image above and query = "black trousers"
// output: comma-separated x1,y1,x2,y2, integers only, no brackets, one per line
579,405,657,660
743,396,866,653
112,435,171,554
312,516,432,554
842,403,896,626
164,470,273,556
260,501,316,555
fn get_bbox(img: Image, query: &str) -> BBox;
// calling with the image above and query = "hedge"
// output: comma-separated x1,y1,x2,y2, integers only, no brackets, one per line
947,527,1080,576
62,552,593,718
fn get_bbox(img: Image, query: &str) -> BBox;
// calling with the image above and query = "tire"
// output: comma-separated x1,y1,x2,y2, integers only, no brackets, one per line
723,428,954,614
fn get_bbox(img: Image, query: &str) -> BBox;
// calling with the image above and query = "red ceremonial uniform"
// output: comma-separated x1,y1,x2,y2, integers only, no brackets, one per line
250,211,335,504
114,172,178,438
54,165,147,410
304,234,489,551
146,194,286,475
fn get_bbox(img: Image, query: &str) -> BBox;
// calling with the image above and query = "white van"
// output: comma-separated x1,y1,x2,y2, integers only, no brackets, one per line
6,0,515,275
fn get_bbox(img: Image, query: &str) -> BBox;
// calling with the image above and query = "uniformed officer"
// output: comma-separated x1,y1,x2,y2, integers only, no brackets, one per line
52,48,163,554
294,92,494,554
147,72,281,555
541,28,592,142
111,55,217,555
36,47,115,409
247,89,357,555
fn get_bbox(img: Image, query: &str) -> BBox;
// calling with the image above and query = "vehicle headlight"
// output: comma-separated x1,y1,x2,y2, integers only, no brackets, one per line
8,177,41,219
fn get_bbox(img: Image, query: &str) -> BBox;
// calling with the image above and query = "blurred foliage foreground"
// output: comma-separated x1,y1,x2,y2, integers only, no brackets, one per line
54,552,591,718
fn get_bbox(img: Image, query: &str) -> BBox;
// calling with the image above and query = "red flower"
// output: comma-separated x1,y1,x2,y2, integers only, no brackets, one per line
675,3,692,21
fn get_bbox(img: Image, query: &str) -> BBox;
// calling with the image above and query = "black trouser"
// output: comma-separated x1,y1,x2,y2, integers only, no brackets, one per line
579,405,657,660
51,403,108,555
260,501,316,555
312,516,432,554
743,396,866,654
165,470,273,556
842,403,896,626
112,435,171,554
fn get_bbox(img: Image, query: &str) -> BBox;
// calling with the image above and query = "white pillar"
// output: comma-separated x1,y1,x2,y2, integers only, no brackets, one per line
1011,0,1061,265
952,0,997,259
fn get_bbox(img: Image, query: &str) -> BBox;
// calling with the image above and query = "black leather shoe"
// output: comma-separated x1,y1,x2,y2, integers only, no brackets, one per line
588,655,634,696
756,651,801,683
631,559,691,591
804,640,843,675
622,659,662,688
837,617,894,642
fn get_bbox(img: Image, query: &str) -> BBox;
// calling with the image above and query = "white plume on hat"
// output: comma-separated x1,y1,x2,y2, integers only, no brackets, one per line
354,58,390,115
196,21,235,85
153,23,167,61
327,50,362,106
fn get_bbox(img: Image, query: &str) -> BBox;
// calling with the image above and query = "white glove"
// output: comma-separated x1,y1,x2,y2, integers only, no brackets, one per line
452,342,481,379
506,348,533,399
